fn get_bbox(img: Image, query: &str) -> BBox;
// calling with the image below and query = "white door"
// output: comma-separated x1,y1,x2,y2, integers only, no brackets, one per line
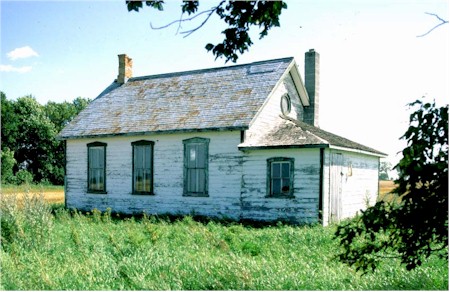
330,153,344,222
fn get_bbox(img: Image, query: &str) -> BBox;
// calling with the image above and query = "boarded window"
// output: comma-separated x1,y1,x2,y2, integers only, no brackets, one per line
132,141,154,195
183,137,209,197
87,142,106,193
267,157,294,198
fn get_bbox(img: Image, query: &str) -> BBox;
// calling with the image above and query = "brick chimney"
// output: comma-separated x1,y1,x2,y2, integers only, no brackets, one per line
117,54,132,84
304,49,320,127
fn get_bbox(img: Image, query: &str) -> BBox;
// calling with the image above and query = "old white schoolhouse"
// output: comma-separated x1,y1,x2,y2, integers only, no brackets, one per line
58,50,386,225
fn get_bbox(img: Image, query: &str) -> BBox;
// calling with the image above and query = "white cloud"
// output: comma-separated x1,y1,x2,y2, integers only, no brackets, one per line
7,46,39,60
0,64,33,73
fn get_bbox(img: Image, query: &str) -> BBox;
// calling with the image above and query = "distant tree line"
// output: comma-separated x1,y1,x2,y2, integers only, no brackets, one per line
1,92,91,185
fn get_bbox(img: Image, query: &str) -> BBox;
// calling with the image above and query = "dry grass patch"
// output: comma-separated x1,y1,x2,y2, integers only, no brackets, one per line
378,180,401,203
1,184,64,204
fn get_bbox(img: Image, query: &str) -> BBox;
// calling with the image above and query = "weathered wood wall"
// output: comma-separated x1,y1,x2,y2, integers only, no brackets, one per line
246,73,304,141
240,148,321,224
66,131,243,219
65,70,379,225
322,149,380,225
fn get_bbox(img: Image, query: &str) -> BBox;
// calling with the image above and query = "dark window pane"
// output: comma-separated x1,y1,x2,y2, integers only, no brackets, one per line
282,162,290,178
88,145,105,192
282,178,290,193
144,145,151,168
184,139,208,195
144,170,151,192
187,169,197,192
272,178,281,194
133,143,153,193
197,170,205,193
272,163,281,178
188,145,197,168
196,144,206,167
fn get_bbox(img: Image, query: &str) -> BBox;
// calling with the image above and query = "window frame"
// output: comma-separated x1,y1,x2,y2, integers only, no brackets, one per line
183,137,210,197
280,93,292,115
131,140,155,195
87,142,107,194
267,157,295,198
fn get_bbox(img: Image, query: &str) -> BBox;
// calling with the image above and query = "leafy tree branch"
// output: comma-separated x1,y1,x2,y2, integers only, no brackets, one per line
417,12,449,37
335,98,448,273
126,1,287,63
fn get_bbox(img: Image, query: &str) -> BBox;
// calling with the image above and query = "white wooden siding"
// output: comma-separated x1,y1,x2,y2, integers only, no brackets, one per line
322,149,379,225
246,74,304,142
240,148,321,224
66,131,243,219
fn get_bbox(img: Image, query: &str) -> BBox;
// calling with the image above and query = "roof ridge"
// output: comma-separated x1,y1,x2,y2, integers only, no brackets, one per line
129,57,294,82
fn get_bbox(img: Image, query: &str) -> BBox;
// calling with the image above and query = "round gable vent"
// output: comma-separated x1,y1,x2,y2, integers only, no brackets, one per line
280,94,291,115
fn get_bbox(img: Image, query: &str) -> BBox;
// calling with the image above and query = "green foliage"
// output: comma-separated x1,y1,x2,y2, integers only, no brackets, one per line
126,1,287,63
335,98,448,273
0,205,447,290
378,161,392,180
1,148,16,184
15,170,34,185
0,92,91,185
0,193,54,252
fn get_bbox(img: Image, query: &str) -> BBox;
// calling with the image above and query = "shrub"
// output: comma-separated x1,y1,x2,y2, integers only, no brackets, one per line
0,191,53,251
15,170,34,185
1,148,16,184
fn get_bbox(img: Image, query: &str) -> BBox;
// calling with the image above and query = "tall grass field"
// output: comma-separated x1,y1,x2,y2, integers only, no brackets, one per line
0,189,448,290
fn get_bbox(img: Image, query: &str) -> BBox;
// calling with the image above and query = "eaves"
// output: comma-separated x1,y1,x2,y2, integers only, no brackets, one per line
58,125,248,141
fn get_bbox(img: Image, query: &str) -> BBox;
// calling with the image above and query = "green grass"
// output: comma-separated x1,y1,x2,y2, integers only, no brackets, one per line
0,196,448,290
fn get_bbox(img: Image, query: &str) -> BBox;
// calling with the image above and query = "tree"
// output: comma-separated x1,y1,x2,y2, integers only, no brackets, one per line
126,1,287,62
12,96,59,184
1,92,19,150
417,12,449,37
378,161,392,180
1,148,16,184
1,93,91,185
44,97,91,184
335,98,448,273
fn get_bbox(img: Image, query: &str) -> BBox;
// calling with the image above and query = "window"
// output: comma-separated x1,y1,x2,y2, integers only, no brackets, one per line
132,140,154,195
267,157,294,198
280,93,292,115
87,142,107,193
183,137,209,196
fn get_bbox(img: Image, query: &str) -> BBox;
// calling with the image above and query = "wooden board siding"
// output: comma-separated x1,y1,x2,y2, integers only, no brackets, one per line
246,74,304,143
322,149,379,225
240,148,321,224
65,131,243,219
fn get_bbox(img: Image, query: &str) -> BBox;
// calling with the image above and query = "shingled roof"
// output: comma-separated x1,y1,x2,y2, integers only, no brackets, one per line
239,116,386,156
58,57,294,139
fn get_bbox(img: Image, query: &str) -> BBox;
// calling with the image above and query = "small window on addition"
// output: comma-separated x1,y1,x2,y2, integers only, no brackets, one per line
267,157,295,198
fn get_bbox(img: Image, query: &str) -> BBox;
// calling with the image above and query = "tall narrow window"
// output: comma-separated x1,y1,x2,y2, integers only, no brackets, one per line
267,157,294,198
132,140,154,195
183,137,209,197
87,142,107,193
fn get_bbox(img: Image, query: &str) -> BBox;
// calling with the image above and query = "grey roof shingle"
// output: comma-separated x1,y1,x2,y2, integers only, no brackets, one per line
58,57,294,139
239,116,386,156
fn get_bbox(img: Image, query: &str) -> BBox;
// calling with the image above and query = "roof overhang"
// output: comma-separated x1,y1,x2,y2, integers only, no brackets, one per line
287,61,310,107
58,125,248,141
329,145,388,158
238,143,328,151
238,143,386,158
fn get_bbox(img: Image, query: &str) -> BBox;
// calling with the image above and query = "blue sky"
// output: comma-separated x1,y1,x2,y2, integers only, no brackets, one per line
1,0,448,173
